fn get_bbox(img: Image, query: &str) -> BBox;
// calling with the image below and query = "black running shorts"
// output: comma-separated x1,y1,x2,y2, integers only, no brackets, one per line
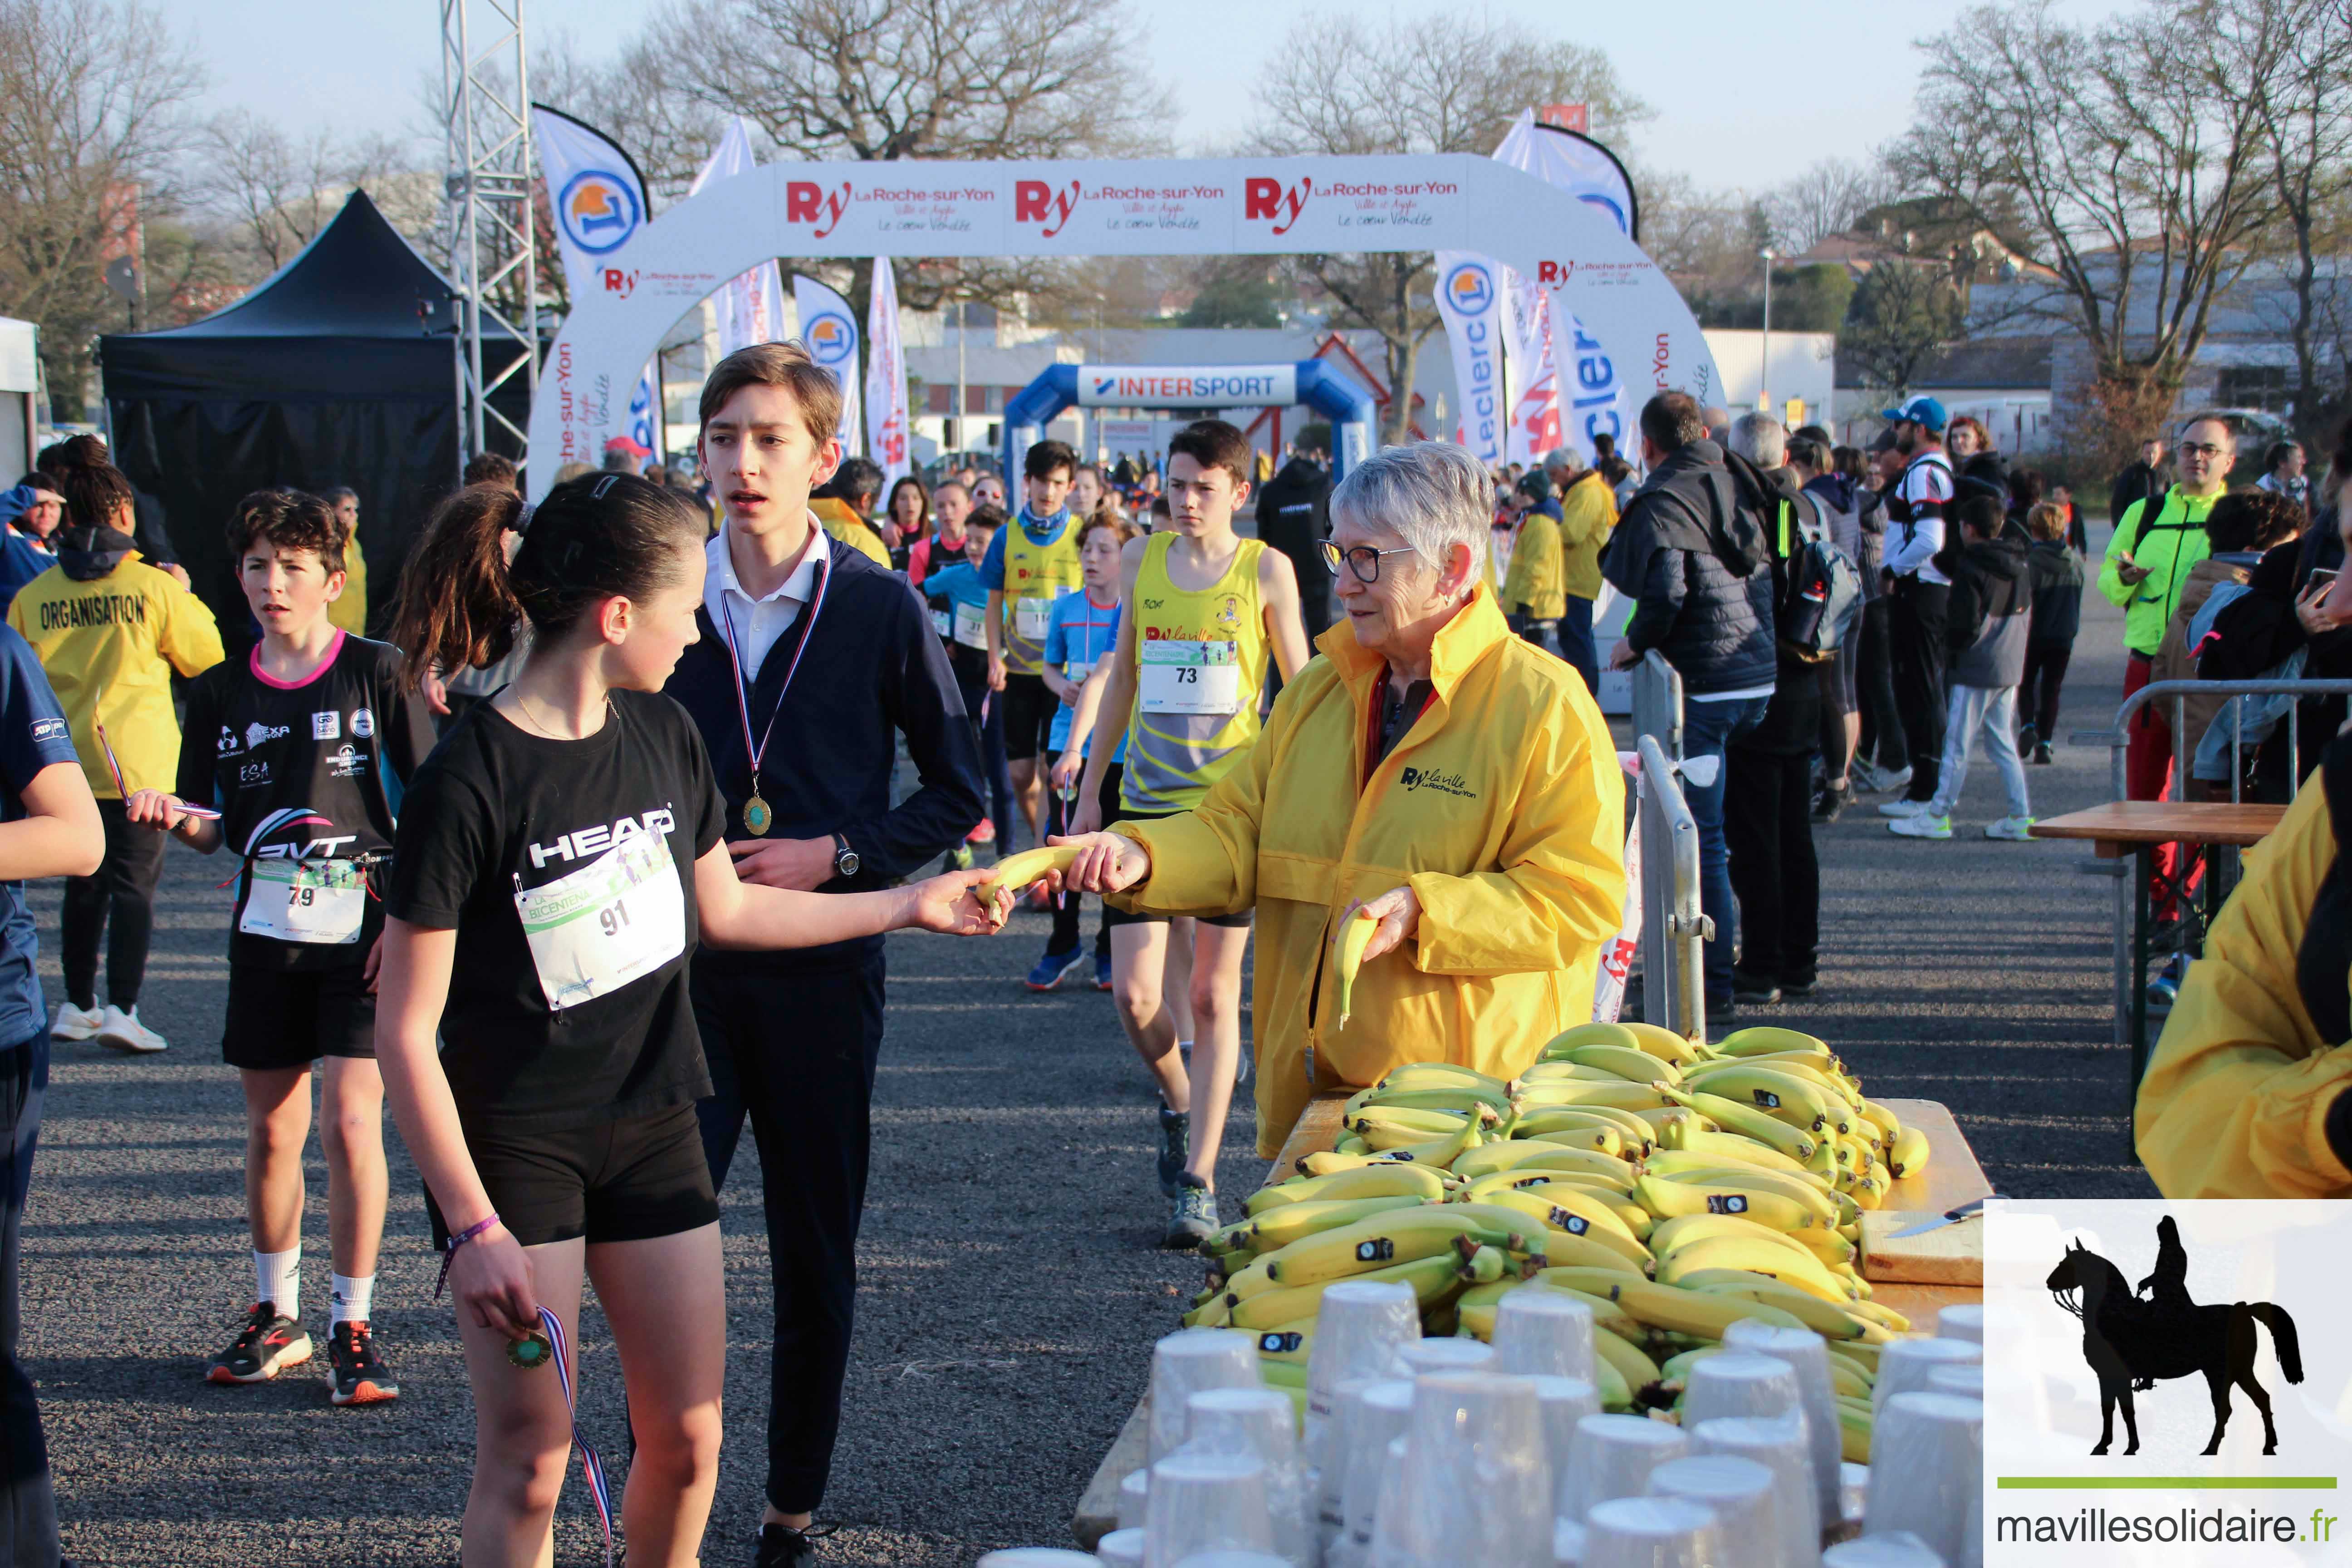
1001,672,1058,762
428,1103,720,1249
223,962,376,1071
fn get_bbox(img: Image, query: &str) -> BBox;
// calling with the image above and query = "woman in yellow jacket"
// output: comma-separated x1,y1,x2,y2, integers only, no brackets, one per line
1553,450,1620,695
1052,442,1627,1156
8,461,221,1051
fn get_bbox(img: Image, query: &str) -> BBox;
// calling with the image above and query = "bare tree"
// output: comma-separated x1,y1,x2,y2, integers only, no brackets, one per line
1843,258,1967,398
193,114,428,272
0,0,201,414
2192,0,2352,441
1761,157,1906,254
1894,0,2277,446
1250,10,1651,441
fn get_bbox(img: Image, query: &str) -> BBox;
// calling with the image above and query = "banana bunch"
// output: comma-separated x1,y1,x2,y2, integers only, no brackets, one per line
1203,1029,1935,1418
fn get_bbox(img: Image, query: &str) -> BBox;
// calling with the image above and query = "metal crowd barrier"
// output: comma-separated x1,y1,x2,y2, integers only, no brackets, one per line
2080,677,2352,1048
1630,652,1707,1041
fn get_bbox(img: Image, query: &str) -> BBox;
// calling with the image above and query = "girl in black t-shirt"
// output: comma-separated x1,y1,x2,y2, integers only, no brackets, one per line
379,474,1000,1567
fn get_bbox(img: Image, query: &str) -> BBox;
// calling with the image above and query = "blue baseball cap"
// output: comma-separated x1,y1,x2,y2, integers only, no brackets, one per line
1878,395,1947,434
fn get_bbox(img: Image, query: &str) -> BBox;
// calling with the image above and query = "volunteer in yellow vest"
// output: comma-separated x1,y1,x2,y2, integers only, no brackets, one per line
1499,472,1565,652
1550,445,1620,696
323,486,367,635
9,458,222,1052
986,439,1086,850
2102,414,2233,916
808,456,893,566
1057,440,1625,1186
1071,419,1311,1249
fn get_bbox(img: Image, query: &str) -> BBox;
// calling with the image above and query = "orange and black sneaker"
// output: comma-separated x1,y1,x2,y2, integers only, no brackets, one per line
327,1320,398,1406
207,1302,312,1384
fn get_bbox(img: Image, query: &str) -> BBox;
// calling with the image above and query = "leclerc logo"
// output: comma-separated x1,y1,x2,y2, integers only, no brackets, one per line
1443,262,1495,315
1244,176,1313,236
784,180,853,240
558,171,640,255
805,313,855,367
1014,179,1082,239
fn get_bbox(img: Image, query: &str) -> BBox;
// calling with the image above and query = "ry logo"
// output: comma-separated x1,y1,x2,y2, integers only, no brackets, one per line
602,268,637,297
1014,179,1083,239
1244,176,1313,236
785,179,854,240
1537,260,1575,284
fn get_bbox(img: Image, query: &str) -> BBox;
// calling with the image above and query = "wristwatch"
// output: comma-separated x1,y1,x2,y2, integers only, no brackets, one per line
831,832,860,879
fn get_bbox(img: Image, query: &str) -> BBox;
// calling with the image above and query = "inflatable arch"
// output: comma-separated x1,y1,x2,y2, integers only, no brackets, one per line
1002,360,1378,481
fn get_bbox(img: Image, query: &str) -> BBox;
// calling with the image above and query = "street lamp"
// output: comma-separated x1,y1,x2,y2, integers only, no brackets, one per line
1758,247,1775,418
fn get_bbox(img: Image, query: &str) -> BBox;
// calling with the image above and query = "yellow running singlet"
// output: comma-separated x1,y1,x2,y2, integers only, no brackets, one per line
1120,532,1268,814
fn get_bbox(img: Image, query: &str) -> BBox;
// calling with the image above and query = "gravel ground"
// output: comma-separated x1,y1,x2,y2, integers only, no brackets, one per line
30,533,2153,1564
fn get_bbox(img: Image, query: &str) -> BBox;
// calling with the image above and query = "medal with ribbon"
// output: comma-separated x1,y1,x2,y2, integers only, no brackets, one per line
717,544,830,837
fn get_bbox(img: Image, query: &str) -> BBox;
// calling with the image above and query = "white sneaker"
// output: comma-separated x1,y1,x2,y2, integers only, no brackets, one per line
94,1004,166,1054
1985,816,2038,842
49,1001,101,1041
1873,765,1913,795
1889,812,1954,840
1878,798,1932,817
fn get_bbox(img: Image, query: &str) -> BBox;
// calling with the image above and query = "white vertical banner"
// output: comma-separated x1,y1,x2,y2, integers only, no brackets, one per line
1504,269,1564,466
864,256,909,485
1494,110,1636,461
690,117,785,357
530,104,663,460
1432,252,1505,467
792,274,862,456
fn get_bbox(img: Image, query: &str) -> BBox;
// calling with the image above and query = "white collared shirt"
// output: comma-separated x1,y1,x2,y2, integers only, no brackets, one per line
705,514,830,677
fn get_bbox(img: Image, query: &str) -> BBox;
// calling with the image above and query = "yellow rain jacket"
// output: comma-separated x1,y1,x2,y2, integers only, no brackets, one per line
1499,510,1565,621
7,556,224,799
1110,586,1627,1154
810,497,892,566
327,546,368,637
1557,470,1620,601
2137,773,2352,1196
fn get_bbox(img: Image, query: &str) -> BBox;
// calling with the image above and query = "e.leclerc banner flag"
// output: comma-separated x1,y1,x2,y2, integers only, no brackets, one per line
531,103,663,461
1432,252,1504,466
793,274,862,457
864,256,909,486
690,117,786,359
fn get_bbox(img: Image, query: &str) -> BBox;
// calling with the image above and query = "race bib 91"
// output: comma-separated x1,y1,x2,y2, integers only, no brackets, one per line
512,834,686,1011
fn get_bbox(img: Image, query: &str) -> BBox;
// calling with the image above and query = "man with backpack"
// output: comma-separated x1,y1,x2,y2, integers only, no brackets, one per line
1603,392,1775,1017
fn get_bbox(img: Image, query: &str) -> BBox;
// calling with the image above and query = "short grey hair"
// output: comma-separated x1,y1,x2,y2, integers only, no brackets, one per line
1330,441,1494,576
1730,412,1787,469
1541,446,1582,477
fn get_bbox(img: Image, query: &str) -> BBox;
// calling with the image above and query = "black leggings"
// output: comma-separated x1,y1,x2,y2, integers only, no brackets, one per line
61,799,166,1010
2021,641,2072,740
1047,758,1119,957
1855,596,1907,772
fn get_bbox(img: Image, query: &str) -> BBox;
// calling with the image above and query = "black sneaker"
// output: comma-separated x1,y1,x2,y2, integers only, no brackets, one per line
1780,974,1818,998
752,1521,836,1567
207,1302,312,1384
2017,722,2039,754
328,1320,399,1405
1730,970,1782,1007
1164,1174,1218,1250
1157,1105,1191,1197
1811,780,1853,823
2032,741,2054,765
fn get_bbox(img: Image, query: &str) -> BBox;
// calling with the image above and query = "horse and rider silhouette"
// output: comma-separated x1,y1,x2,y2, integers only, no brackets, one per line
2046,1217,2303,1456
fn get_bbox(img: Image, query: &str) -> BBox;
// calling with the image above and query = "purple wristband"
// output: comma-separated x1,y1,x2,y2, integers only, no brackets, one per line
434,1212,502,1298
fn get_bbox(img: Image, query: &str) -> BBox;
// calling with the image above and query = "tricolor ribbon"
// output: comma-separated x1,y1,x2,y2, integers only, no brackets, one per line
537,1304,615,1568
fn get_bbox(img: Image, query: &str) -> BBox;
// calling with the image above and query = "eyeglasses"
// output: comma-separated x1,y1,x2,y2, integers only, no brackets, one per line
2179,441,2227,459
1319,540,1418,583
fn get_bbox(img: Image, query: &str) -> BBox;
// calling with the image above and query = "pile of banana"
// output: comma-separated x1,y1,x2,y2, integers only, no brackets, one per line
1182,1021,1930,1461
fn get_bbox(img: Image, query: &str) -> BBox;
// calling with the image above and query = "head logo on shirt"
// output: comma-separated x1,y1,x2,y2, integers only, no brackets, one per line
245,721,289,750
351,708,375,739
311,711,340,740
29,718,64,745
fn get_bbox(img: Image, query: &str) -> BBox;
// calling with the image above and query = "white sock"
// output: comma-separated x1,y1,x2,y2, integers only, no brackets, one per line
330,1272,375,1327
255,1247,300,1316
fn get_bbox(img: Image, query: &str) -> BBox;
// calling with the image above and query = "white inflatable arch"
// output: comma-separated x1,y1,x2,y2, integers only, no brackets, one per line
527,152,1722,499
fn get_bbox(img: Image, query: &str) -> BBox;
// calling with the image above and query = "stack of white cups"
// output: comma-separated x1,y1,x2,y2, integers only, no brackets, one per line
1118,1469,1150,1530
1491,1289,1597,1384
1926,1364,1982,1400
1303,1281,1422,1471
1186,1388,1312,1567
1648,1455,1780,1568
1935,1303,1984,1344
1149,1331,1264,1466
1147,1451,1278,1566
1528,1375,1603,1521
1872,1341,1982,1421
1821,1530,1945,1566
1093,1526,1144,1566
1693,1412,1823,1568
1722,1320,1842,1530
973,1552,1100,1567
1562,1412,1689,1521
1390,1337,1494,1378
1370,1372,1552,1568
1332,1381,1414,1568
1582,1497,1722,1568
1864,1392,1983,1568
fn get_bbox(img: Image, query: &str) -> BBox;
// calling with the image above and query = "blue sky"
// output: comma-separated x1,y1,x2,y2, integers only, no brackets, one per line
188,0,2138,194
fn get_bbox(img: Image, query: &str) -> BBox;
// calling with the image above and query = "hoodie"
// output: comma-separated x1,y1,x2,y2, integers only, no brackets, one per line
1945,534,2033,687
1601,439,1775,696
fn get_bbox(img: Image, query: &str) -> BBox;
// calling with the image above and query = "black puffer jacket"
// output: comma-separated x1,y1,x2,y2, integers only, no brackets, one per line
1602,438,1776,696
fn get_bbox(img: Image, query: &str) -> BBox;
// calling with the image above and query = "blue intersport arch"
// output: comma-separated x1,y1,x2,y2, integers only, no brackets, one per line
1001,360,1377,484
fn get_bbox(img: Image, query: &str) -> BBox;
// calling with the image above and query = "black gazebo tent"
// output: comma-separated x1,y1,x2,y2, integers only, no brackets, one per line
99,190,530,635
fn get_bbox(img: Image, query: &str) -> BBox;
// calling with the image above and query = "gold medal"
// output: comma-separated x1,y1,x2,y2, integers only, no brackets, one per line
508,1329,553,1370
744,793,772,836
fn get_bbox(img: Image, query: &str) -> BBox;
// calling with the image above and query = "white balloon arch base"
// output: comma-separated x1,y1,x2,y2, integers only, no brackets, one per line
526,153,1722,499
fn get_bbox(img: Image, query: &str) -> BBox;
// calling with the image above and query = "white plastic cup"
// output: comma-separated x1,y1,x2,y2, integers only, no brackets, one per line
1118,1468,1149,1531
1823,1530,1945,1567
1872,1340,1981,1420
1304,1279,1421,1466
1682,1350,1802,1433
976,1552,1101,1567
1554,1515,1588,1567
1926,1363,1983,1400
1493,1288,1597,1383
1693,1412,1823,1568
1864,1392,1982,1568
1150,1330,1263,1466
1564,1412,1690,1521
1146,1450,1277,1568
1335,1381,1414,1568
1583,1495,1723,1568
1841,1462,1871,1528
1169,1554,1293,1568
1935,1303,1984,1344
1529,1374,1603,1519
1187,1387,1311,1568
1314,1376,1383,1546
1723,1318,1844,1530
1389,1336,1494,1378
1365,1435,1409,1566
1094,1525,1145,1567
1648,1454,1779,1568
1383,1372,1551,1567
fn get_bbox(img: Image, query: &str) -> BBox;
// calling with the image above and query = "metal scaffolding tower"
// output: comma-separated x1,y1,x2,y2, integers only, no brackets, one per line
439,0,538,470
